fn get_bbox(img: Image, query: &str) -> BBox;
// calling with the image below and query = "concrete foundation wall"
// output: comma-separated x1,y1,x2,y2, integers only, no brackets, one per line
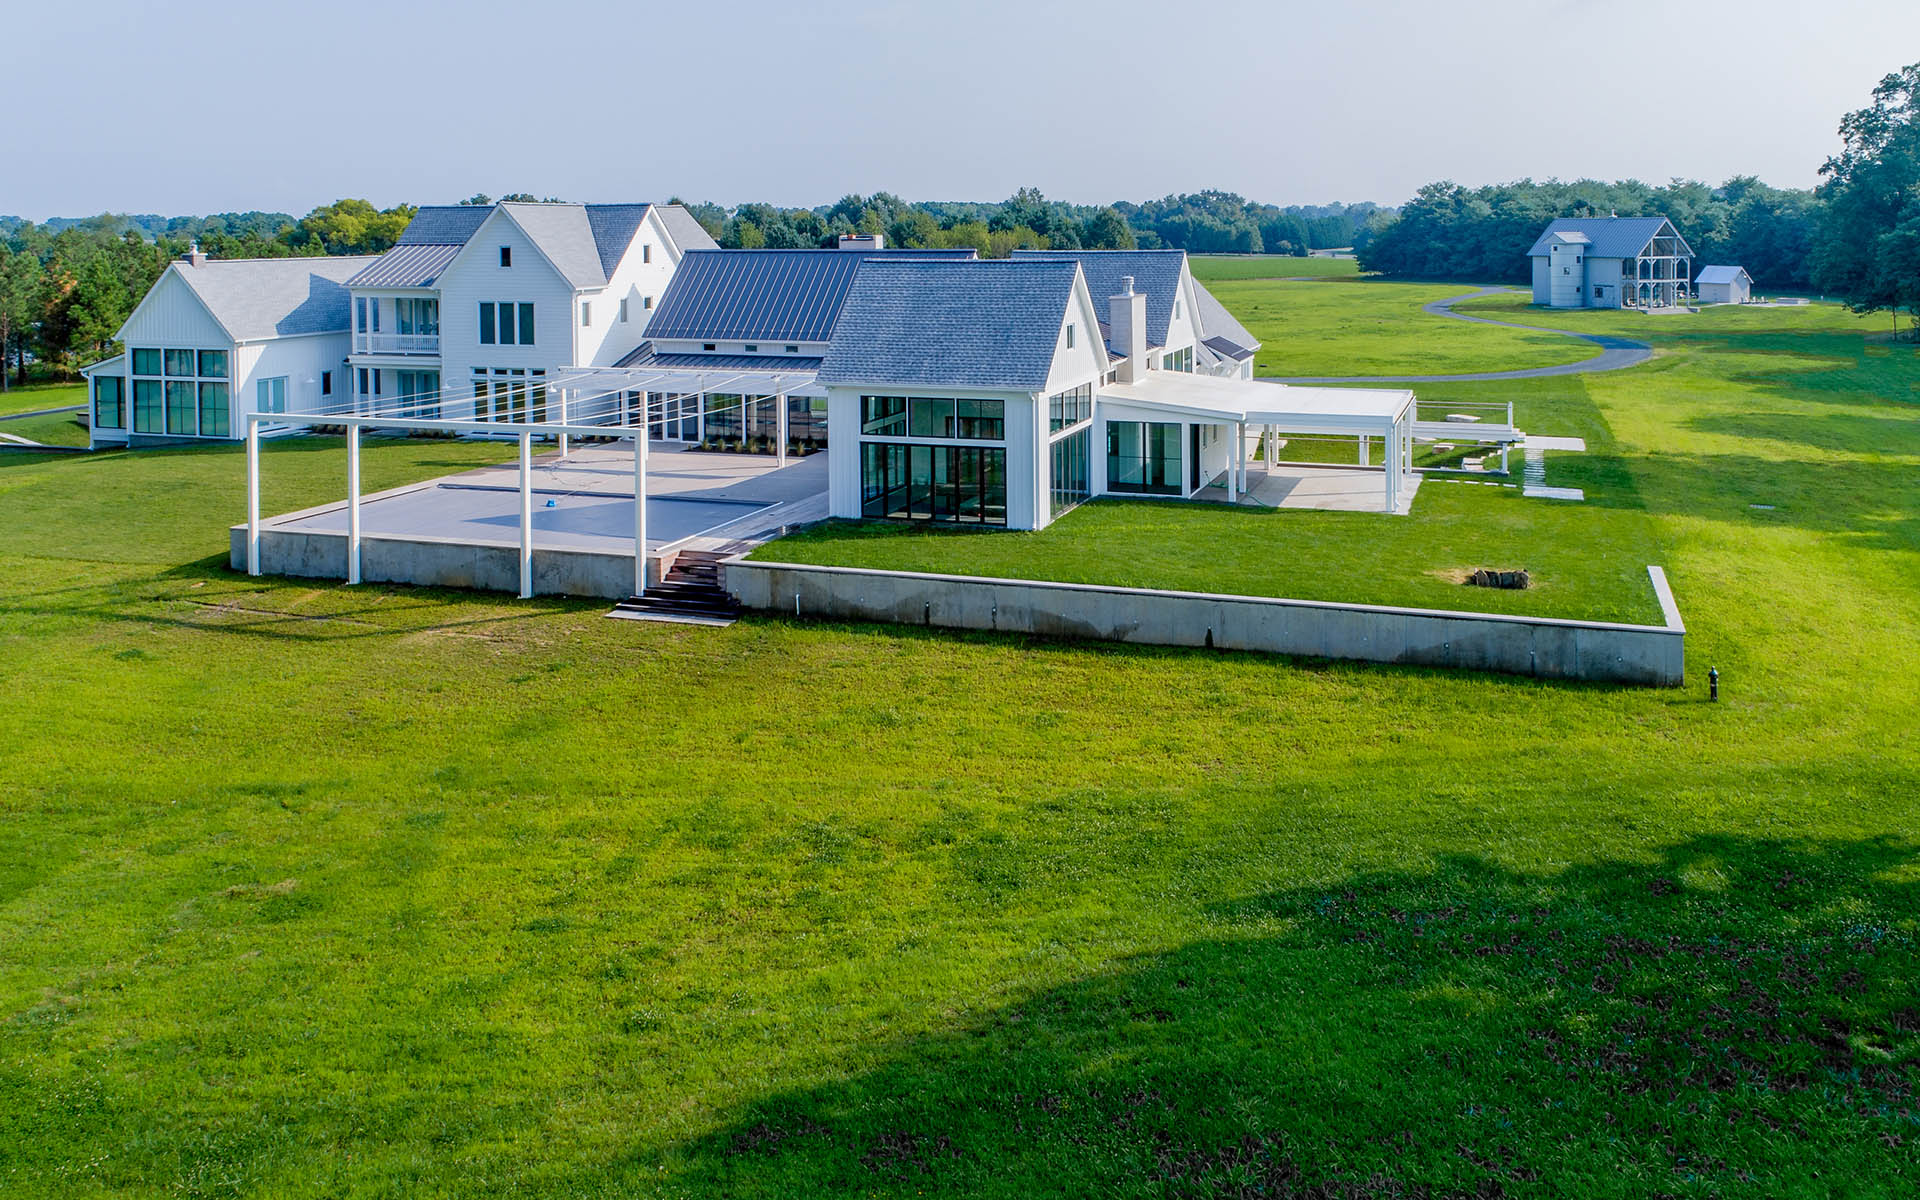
230,526,640,599
727,560,1686,686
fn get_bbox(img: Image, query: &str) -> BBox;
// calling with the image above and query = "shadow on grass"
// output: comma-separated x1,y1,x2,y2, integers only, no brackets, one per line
650,836,1917,1198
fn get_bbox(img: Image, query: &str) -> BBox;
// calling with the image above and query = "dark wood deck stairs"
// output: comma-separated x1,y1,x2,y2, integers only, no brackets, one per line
609,551,742,626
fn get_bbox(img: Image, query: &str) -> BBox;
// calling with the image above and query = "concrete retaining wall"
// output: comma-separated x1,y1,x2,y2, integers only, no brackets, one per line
726,560,1686,686
229,525,640,599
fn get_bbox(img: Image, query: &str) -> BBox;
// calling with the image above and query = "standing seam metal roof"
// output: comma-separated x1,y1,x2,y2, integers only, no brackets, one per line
1010,250,1187,348
1526,216,1686,259
344,242,464,288
818,259,1080,391
1695,265,1750,285
641,249,972,343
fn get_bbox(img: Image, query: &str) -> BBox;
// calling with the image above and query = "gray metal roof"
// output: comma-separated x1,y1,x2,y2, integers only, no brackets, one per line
614,342,823,372
167,255,378,342
1191,279,1259,357
1202,335,1256,363
818,259,1080,391
641,250,920,343
1526,216,1687,259
395,206,492,245
1011,249,1187,348
654,205,719,252
344,242,463,288
1695,264,1750,285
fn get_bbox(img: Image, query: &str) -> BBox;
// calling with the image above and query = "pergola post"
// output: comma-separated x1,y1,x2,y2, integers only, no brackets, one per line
346,423,362,585
517,431,534,599
1358,434,1369,465
1226,422,1239,503
1235,420,1247,499
776,391,787,467
245,415,261,576
633,434,648,597
1382,421,1396,514
557,384,569,459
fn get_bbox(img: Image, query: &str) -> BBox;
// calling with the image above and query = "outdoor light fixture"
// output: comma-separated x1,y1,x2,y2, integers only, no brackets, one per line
1709,667,1719,701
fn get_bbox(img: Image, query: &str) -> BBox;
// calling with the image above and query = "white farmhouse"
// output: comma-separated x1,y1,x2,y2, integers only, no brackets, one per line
1694,265,1753,305
1527,216,1694,309
345,201,716,421
82,248,375,448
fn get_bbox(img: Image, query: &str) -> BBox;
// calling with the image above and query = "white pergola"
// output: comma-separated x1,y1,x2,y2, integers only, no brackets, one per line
1098,374,1419,512
242,365,820,601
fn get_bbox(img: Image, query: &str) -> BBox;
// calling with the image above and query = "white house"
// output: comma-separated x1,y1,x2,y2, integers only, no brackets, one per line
82,248,375,448
1527,216,1694,309
345,201,716,421
1695,265,1753,305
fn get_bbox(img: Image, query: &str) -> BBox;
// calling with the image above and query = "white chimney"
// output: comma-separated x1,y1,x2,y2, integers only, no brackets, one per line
837,232,885,251
1110,275,1147,383
186,240,206,268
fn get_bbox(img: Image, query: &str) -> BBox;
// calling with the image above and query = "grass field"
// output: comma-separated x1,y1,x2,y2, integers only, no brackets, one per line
2,296,1917,1197
1202,279,1599,377
0,381,85,419
1189,254,1362,281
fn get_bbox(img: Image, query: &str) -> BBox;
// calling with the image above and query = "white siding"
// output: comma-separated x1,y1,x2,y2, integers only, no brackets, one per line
1548,242,1585,308
239,333,352,421
436,209,579,419
120,269,229,346
1531,257,1552,305
581,208,686,367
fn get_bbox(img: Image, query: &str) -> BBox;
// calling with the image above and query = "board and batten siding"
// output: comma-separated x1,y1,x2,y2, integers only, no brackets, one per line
120,270,229,347
435,210,583,420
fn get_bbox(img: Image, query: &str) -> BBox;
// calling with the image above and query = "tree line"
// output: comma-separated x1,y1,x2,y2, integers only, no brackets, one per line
1357,61,1920,330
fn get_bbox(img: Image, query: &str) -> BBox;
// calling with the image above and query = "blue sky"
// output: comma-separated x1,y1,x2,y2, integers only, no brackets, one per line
8,0,1917,219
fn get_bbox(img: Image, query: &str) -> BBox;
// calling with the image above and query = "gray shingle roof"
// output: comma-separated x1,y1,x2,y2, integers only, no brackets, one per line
1191,279,1259,357
1695,264,1749,285
585,204,654,278
614,342,822,372
818,259,1080,391
1526,216,1686,259
344,242,463,288
498,203,609,289
395,206,492,245
168,256,378,342
1011,249,1187,348
655,205,719,252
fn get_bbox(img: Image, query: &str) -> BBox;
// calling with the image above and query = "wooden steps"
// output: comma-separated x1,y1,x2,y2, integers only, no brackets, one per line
607,551,743,626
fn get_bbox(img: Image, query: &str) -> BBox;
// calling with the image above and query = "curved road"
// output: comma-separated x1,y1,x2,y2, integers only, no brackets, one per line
1262,287,1653,384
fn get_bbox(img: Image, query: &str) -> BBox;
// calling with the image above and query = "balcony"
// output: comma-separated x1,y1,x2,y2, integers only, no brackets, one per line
352,332,440,356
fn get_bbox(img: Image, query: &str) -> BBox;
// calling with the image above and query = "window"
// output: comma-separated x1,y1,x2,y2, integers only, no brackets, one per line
165,381,196,435
131,348,160,376
1066,323,1075,349
619,298,629,323
909,397,954,438
783,344,798,354
1161,347,1193,373
1106,421,1183,495
955,398,1003,440
397,370,440,418
642,244,651,264
499,246,512,267
744,344,758,353
197,350,228,379
133,379,163,433
1048,383,1092,432
198,382,230,437
396,297,439,337
355,297,368,333
94,376,124,430
529,369,545,423
472,368,491,420
1593,286,1603,300
1050,427,1090,517
256,377,287,415
861,394,907,436
321,370,332,396
372,370,382,396
497,302,516,346
644,296,654,310
702,342,716,351
1562,267,1570,275
479,303,496,345
581,301,592,326
518,302,534,344
860,443,1007,525
164,349,195,377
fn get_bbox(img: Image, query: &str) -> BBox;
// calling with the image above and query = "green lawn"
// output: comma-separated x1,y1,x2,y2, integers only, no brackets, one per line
1205,278,1600,377
2,299,1918,1197
0,409,91,448
1189,254,1361,281
0,380,85,418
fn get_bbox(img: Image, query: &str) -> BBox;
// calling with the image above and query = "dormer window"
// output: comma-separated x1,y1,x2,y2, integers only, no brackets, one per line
703,343,716,351
744,344,758,353
499,246,511,267
784,344,799,354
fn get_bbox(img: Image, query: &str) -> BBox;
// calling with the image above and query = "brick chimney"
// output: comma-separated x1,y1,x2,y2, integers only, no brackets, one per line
1110,275,1147,383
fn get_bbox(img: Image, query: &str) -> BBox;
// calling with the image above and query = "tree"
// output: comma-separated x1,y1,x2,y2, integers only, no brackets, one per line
1814,63,1920,331
459,194,492,207
280,199,416,256
1083,207,1137,250
0,246,43,390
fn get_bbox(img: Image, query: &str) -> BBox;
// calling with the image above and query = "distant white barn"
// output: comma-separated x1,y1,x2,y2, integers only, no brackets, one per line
1695,265,1753,305
1527,216,1694,309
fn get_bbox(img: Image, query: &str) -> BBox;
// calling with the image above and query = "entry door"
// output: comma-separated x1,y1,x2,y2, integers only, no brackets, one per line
1189,424,1201,492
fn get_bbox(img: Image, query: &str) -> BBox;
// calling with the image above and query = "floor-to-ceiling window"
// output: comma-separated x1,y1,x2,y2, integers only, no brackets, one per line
1050,427,1091,518
861,443,1006,525
129,345,229,437
1105,420,1183,495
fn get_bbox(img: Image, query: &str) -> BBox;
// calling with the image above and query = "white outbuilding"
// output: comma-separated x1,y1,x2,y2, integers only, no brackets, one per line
1695,265,1753,305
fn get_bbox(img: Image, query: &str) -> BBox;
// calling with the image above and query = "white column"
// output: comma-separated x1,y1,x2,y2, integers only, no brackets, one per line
518,431,534,600
1382,423,1395,513
633,434,647,597
776,391,788,467
557,384,569,459
1226,423,1238,503
1358,434,1369,465
1235,420,1247,496
346,424,362,585
245,415,261,576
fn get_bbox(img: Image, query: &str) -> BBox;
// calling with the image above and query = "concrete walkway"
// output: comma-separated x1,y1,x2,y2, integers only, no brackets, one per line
1263,287,1654,384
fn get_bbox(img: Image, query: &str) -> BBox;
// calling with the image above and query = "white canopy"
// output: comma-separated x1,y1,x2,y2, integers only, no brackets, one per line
1098,373,1412,437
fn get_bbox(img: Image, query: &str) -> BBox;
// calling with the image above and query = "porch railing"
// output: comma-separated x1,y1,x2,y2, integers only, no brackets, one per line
353,332,439,356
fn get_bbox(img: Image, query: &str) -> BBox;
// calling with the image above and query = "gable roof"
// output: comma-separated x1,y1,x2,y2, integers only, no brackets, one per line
1526,216,1685,259
585,204,654,278
159,256,377,342
818,259,1081,391
396,206,493,246
495,203,611,289
1191,279,1260,358
643,248,979,344
1696,264,1751,285
654,205,719,253
345,242,463,288
1010,249,1187,348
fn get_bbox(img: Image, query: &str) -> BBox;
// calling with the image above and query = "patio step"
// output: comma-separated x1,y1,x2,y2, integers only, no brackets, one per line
608,552,741,625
